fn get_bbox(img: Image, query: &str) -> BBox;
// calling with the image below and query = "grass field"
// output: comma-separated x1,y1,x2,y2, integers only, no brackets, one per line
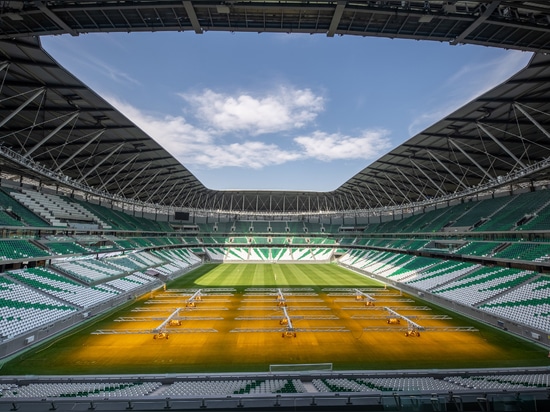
2,263,549,375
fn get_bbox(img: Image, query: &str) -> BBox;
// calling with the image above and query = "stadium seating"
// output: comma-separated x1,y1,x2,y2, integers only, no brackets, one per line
3,183,550,362
43,241,93,256
479,276,550,331
161,379,305,396
444,374,550,390
313,377,464,393
10,189,108,228
431,267,537,306
1,381,162,398
0,239,49,261
455,241,502,257
0,373,547,401
7,267,118,308
404,261,479,290
0,276,77,339
0,188,50,227
493,242,550,261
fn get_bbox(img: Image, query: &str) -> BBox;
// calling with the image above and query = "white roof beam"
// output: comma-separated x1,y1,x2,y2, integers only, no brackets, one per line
144,175,172,203
35,1,79,36
356,185,372,209
97,152,139,191
374,179,397,206
119,162,151,194
477,122,526,168
514,102,550,141
427,151,469,190
397,168,428,201
78,142,124,182
183,1,203,34
448,138,494,181
327,1,346,37
24,111,79,158
384,173,413,204
364,184,384,208
134,170,161,198
410,159,446,197
450,1,501,46
0,87,45,129
54,130,104,172
158,180,180,205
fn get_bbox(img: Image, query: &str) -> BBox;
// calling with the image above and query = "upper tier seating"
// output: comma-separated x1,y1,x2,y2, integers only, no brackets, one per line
71,198,173,232
0,239,49,261
455,241,502,257
10,189,110,228
448,197,514,229
0,188,49,227
269,222,288,233
477,190,550,231
493,242,550,262
44,241,93,256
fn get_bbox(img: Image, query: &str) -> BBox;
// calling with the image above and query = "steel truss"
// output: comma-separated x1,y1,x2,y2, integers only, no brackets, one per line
2,4,550,214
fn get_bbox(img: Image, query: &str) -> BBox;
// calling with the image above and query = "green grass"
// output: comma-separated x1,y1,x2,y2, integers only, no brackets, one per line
1,263,549,375
188,262,381,288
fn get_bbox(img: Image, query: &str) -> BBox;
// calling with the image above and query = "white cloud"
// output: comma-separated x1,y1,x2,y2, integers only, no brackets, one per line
43,36,140,87
180,87,324,135
294,130,393,161
105,95,301,170
447,50,530,96
107,96,212,159
105,93,391,174
192,141,302,169
408,50,532,136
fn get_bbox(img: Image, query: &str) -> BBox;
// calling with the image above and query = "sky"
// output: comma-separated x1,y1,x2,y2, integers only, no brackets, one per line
41,32,532,192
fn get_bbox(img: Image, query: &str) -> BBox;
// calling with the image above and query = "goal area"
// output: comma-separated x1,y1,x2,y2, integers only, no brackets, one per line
269,363,333,373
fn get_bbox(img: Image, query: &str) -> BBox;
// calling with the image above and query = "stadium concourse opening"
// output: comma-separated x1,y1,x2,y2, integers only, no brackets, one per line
3,1,550,410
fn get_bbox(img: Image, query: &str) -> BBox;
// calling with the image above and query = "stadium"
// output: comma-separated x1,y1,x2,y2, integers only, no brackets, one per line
2,1,550,411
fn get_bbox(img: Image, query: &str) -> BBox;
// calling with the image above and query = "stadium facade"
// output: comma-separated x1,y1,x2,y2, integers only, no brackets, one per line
2,1,550,411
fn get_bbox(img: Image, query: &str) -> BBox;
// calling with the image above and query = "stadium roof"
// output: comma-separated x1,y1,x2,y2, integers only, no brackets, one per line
1,1,550,215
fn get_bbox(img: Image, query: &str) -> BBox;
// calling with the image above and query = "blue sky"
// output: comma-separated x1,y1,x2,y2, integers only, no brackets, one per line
41,32,532,192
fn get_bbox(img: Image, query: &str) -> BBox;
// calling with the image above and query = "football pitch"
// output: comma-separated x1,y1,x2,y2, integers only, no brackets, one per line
2,263,549,375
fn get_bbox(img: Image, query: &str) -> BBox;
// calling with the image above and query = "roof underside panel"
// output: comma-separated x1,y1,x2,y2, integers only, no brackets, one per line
1,2,550,53
1,2,550,214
